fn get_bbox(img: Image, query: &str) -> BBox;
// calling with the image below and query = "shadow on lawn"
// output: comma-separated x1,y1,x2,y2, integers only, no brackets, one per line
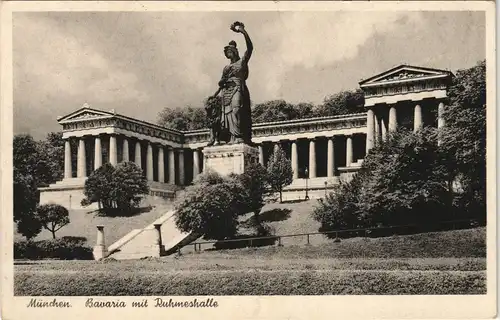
208,224,278,251
259,208,292,222
88,205,154,217
240,208,292,229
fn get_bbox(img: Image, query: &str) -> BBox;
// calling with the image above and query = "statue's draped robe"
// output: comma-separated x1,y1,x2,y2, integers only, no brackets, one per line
219,56,252,143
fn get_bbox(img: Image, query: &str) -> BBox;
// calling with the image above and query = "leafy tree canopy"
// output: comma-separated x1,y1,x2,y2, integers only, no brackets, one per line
174,170,249,240
82,162,149,215
156,89,364,130
266,146,293,203
35,203,70,239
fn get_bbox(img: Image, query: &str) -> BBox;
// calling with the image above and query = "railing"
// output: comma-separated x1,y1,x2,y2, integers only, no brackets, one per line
182,218,484,254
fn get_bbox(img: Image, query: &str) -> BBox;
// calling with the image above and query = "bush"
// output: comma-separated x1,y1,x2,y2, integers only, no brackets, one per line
14,237,93,260
174,170,249,240
14,269,485,295
83,162,149,215
313,128,458,234
237,163,269,219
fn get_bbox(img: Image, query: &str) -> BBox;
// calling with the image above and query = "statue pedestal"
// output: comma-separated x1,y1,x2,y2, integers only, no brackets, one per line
203,143,259,176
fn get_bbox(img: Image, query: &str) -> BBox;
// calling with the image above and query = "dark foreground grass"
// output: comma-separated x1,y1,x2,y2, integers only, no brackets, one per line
15,269,485,295
15,257,486,272
14,228,487,295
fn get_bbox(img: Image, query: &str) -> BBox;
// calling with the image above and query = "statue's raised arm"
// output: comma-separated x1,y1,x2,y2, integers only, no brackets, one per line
231,22,253,63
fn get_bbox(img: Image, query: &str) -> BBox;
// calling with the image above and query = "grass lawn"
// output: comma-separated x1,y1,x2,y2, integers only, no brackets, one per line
14,197,173,246
14,227,486,295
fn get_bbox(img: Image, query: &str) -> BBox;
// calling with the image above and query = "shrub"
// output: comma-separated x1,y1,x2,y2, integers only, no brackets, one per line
14,237,93,260
174,170,249,240
14,269,485,295
313,128,457,234
237,163,269,220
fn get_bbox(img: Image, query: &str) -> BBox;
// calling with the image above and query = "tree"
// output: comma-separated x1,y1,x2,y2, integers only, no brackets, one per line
82,163,116,210
112,162,149,213
238,163,269,223
157,106,208,131
82,162,149,214
251,100,314,123
14,170,42,240
174,170,248,240
314,89,365,117
313,128,451,233
440,60,486,219
359,128,449,226
13,134,46,239
37,132,65,184
35,203,70,239
266,146,293,203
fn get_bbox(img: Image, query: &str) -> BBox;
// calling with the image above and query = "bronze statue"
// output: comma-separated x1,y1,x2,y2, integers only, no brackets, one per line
207,21,253,146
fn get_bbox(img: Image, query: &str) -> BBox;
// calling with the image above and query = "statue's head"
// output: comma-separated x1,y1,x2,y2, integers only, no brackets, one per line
224,41,239,59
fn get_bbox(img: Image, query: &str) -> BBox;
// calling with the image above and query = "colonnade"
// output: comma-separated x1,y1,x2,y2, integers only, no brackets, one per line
366,101,446,152
64,133,366,185
64,134,188,186
257,134,363,180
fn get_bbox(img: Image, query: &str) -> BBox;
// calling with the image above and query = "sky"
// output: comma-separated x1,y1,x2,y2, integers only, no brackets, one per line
13,11,485,139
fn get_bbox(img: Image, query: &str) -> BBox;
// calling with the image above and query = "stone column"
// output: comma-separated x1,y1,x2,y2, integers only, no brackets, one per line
381,118,387,141
374,113,380,145
122,138,129,162
64,139,72,179
414,104,422,132
438,102,445,129
327,138,334,178
291,141,298,179
92,225,107,260
438,102,446,146
178,149,185,186
366,108,375,152
168,147,175,184
346,135,353,167
77,138,86,178
158,145,165,183
153,223,163,257
258,144,264,166
193,149,200,181
308,139,316,178
135,141,142,169
109,135,117,166
274,142,280,153
147,143,154,181
94,136,102,170
388,105,397,132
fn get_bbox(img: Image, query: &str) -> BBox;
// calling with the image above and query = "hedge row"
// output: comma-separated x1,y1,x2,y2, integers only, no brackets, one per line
14,237,93,260
15,270,486,295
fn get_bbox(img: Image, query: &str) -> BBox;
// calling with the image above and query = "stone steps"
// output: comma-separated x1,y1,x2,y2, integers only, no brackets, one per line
107,210,196,260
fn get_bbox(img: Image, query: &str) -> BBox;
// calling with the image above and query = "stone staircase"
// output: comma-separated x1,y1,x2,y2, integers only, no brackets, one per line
107,209,198,260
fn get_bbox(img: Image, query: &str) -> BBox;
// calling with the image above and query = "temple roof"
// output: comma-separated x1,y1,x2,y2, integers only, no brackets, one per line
359,65,453,87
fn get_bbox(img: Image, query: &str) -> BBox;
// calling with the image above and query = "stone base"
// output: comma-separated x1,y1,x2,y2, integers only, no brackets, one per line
39,178,178,210
39,179,90,210
93,245,108,260
203,143,259,176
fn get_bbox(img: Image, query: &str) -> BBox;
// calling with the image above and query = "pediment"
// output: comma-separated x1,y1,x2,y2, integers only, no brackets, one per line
58,106,114,123
360,65,451,86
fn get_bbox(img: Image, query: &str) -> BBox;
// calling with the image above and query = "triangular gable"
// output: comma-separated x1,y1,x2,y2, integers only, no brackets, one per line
360,65,451,86
58,105,115,123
